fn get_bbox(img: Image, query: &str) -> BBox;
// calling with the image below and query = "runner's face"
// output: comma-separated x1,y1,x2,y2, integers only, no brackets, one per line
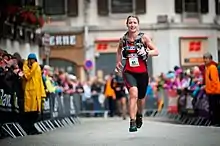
127,17,138,33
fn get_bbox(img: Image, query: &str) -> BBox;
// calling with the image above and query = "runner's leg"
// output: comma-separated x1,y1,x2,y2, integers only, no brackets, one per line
136,73,149,128
123,72,138,132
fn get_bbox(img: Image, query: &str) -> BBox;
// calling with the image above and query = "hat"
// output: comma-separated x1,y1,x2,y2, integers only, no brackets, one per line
174,66,180,71
44,65,51,70
27,53,37,60
203,52,212,59
166,72,175,79
68,74,77,80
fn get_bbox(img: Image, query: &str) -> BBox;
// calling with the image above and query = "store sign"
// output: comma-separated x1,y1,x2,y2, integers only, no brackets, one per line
49,35,76,46
180,37,208,66
189,41,201,52
95,39,119,53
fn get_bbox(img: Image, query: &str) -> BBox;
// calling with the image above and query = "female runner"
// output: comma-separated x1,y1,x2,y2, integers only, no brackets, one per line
116,15,159,132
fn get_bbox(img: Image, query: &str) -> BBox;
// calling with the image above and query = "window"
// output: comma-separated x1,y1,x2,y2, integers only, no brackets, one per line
184,0,199,13
43,0,65,15
24,0,35,6
175,0,208,14
111,0,133,14
97,0,146,16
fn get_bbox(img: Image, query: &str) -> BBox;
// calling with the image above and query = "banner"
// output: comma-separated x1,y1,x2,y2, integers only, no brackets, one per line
0,89,19,112
51,94,59,118
179,37,208,66
50,93,77,118
193,90,209,118
0,87,78,126
167,89,178,114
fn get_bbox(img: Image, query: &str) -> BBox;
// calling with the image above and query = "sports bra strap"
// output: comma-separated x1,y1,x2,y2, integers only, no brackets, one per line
122,32,144,46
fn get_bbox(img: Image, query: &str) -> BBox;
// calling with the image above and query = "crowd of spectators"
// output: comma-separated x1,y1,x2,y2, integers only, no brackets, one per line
147,52,220,126
1,49,220,129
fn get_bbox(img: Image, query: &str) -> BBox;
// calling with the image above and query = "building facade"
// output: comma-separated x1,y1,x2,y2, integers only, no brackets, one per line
41,0,220,78
0,0,43,62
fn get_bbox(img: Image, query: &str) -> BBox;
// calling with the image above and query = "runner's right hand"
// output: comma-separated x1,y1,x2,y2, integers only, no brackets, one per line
115,62,123,72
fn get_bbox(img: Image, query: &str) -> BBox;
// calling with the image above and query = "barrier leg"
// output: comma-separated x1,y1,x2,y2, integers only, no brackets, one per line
48,120,56,129
66,118,72,125
38,122,47,132
175,115,181,121
54,120,61,128
2,123,27,138
189,117,195,125
5,124,17,138
40,121,49,132
13,123,27,136
34,123,44,133
150,110,157,117
61,119,68,126
181,116,188,124
44,121,54,130
68,117,76,124
205,119,211,126
198,118,205,125
74,116,81,124
1,125,16,138
57,119,64,127
64,118,73,125
187,118,192,125
195,117,202,125
69,117,77,124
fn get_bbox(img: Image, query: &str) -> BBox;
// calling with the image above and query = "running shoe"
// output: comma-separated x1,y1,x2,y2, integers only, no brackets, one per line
136,113,143,128
129,119,137,132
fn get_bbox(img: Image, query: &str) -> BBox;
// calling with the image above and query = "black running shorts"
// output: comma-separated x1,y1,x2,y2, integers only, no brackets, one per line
123,71,149,99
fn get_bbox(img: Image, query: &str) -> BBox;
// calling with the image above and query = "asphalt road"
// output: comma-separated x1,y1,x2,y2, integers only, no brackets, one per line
0,117,220,146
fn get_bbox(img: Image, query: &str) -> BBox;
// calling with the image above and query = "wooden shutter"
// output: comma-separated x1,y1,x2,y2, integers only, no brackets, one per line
200,0,208,14
135,0,146,14
67,0,78,17
216,0,220,15
97,0,109,16
175,0,183,13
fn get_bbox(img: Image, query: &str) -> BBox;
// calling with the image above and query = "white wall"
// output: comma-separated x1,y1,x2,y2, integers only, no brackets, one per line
68,0,217,27
152,29,218,76
88,28,219,76
0,39,41,62
42,0,219,77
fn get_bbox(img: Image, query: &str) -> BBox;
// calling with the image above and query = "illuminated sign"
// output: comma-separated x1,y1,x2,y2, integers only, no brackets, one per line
49,35,76,46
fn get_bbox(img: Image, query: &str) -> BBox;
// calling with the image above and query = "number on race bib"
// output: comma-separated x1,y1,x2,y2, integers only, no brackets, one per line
129,58,140,67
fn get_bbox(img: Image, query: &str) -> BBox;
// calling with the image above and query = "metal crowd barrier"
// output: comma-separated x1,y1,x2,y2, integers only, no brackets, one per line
0,89,81,138
78,94,109,118
144,89,211,127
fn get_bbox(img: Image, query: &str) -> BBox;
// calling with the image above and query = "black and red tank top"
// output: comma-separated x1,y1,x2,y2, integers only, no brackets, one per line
122,32,147,73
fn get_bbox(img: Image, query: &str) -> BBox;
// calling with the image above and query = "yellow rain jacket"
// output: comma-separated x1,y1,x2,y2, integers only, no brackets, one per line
23,60,46,112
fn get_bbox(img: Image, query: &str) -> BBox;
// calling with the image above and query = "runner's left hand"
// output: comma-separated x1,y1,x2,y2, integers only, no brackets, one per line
137,47,147,56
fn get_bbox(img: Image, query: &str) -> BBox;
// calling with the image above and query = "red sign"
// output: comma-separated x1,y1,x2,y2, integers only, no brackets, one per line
189,41,201,52
97,43,108,50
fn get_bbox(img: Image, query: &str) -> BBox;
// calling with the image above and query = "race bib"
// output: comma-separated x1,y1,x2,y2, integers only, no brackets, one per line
129,57,139,67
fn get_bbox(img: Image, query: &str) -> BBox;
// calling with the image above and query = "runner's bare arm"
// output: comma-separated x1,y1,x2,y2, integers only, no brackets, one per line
116,38,123,63
143,35,159,56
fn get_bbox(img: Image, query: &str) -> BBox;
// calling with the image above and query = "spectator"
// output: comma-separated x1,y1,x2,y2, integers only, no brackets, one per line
104,74,116,117
91,77,103,116
22,53,46,134
203,52,220,126
111,72,127,120
82,81,92,111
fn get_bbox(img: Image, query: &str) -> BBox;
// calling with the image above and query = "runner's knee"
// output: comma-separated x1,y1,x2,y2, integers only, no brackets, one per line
129,87,138,99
